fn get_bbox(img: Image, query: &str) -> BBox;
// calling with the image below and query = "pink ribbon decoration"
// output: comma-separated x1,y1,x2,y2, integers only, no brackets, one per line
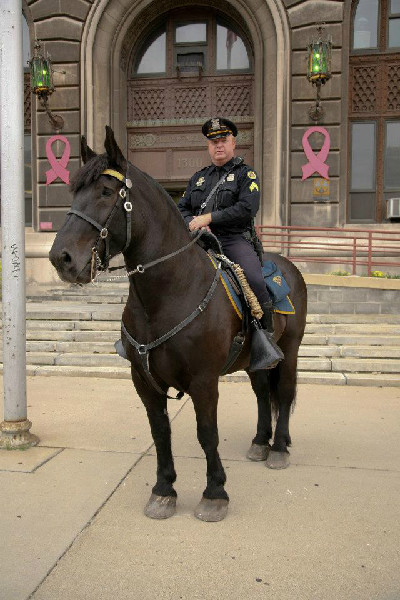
45,135,71,185
301,126,330,181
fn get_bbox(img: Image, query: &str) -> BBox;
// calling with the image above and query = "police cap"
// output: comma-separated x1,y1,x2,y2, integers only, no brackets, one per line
202,117,238,140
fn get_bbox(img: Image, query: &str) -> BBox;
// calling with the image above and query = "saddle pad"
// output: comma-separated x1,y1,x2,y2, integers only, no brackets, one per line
208,255,295,317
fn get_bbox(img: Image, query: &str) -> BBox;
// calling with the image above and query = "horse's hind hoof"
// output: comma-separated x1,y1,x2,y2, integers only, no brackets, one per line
246,443,270,462
144,493,176,519
194,498,229,522
266,450,290,469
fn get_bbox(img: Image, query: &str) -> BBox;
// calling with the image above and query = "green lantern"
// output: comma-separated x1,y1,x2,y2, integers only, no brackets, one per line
30,40,54,96
307,41,331,82
306,25,332,121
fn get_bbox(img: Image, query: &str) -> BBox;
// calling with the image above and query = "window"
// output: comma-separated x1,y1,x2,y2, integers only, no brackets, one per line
132,14,251,78
348,0,400,221
216,24,250,70
136,29,166,75
353,0,379,49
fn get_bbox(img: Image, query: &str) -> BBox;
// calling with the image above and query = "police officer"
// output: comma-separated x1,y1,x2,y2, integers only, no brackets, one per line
178,117,283,369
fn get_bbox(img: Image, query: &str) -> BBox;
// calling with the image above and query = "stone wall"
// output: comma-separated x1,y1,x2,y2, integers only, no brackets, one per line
307,285,400,314
26,0,90,231
283,0,345,228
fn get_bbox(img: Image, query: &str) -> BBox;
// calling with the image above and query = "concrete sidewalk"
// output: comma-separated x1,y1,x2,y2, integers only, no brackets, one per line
1,377,399,600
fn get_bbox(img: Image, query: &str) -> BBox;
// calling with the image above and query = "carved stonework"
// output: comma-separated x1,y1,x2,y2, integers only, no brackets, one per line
351,65,377,113
129,128,253,149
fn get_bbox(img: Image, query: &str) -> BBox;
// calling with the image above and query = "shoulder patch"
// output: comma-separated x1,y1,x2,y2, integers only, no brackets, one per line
249,182,259,192
247,171,257,180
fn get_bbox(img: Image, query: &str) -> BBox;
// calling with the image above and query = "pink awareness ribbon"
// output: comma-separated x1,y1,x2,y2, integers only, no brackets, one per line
301,126,330,181
45,135,71,185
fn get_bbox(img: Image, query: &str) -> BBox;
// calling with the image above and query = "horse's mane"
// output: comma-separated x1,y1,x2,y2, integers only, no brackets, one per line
70,153,184,220
70,153,109,194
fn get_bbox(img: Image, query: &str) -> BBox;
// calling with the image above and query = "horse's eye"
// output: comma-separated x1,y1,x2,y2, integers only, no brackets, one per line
102,187,114,197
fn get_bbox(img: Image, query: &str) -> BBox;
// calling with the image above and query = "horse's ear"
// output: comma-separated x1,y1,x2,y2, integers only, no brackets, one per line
104,125,127,171
81,136,97,164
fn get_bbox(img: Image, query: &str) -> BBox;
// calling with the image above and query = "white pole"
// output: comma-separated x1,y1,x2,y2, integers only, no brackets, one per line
0,0,38,448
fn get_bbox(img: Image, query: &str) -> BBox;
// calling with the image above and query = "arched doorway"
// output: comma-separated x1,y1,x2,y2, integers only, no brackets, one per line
126,8,254,201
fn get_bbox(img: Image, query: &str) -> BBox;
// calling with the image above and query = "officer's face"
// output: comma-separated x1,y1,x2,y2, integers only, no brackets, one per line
208,135,236,166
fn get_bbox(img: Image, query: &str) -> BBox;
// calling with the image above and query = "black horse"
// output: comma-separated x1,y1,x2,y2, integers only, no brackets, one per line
49,126,307,522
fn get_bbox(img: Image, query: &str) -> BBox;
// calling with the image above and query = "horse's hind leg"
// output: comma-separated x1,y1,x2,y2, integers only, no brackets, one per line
267,338,299,470
133,374,177,519
247,370,272,462
190,379,229,522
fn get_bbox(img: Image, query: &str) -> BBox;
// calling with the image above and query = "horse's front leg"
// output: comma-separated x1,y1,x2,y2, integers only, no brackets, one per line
246,370,272,462
190,379,229,522
133,370,177,519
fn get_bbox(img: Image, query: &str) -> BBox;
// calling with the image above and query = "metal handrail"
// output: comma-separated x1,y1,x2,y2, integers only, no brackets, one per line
256,225,400,276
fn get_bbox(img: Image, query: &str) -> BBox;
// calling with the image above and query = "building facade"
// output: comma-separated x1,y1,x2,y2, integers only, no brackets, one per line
19,0,400,282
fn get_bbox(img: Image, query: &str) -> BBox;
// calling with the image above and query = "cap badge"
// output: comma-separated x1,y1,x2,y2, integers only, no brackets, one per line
211,118,220,131
196,177,205,186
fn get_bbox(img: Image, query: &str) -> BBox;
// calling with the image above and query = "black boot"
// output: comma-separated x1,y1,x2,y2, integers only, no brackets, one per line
249,302,284,372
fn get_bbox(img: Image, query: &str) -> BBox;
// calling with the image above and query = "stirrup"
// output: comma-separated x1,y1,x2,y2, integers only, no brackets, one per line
249,325,284,372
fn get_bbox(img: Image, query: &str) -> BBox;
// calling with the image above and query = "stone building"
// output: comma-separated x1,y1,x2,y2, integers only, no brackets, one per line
17,0,400,281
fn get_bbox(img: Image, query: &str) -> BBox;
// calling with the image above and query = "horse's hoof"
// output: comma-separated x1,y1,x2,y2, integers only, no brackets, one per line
266,450,290,469
194,497,229,522
144,493,176,519
246,443,270,461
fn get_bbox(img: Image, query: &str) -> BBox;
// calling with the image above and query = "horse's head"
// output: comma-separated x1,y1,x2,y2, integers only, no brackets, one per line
49,126,133,284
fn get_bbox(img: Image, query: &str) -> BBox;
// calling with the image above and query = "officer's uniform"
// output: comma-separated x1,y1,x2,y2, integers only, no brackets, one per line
178,119,270,307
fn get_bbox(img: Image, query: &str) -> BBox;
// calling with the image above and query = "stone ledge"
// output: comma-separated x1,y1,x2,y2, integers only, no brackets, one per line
304,274,400,290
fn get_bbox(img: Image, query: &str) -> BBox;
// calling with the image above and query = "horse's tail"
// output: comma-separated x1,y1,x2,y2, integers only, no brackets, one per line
269,361,298,420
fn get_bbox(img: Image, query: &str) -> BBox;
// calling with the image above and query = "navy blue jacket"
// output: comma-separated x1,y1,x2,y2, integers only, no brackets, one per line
178,157,261,236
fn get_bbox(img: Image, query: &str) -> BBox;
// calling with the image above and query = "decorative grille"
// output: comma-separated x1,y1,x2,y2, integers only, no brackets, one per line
129,88,165,120
216,85,251,116
351,66,377,113
387,64,400,111
174,87,208,118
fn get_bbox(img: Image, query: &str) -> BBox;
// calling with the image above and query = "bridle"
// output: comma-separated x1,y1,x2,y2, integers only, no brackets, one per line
67,168,133,282
67,167,204,283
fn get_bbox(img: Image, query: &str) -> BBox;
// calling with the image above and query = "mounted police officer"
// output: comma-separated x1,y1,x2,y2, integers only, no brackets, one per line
178,117,283,369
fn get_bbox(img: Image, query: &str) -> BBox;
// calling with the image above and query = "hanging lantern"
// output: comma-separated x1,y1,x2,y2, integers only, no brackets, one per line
29,40,63,130
307,39,332,84
30,40,54,96
306,25,332,121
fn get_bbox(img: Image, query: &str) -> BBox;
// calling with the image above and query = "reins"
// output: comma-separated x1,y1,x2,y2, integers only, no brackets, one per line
69,166,219,399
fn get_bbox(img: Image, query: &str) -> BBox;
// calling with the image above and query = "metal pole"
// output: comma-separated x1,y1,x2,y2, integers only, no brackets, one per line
0,0,38,448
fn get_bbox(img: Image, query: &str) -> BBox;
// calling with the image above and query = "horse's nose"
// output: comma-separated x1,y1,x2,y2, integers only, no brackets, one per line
49,248,72,269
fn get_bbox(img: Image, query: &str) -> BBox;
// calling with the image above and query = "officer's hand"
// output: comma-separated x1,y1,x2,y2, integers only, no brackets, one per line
189,214,212,231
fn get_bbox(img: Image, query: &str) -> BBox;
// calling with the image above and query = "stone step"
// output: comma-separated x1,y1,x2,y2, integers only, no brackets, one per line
302,333,400,346
1,364,398,387
2,350,399,376
26,328,400,357
299,345,400,358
